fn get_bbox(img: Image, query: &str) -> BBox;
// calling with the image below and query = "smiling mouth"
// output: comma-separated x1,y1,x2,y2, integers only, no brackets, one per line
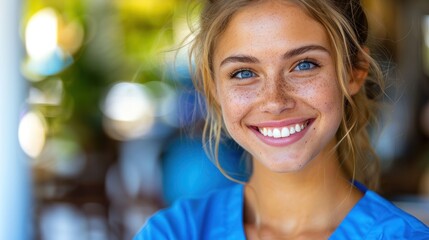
257,120,310,139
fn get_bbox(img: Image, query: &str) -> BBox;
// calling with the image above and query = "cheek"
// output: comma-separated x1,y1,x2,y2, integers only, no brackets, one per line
292,75,344,136
321,79,343,115
218,86,258,129
295,73,342,108
313,79,344,134
220,94,245,119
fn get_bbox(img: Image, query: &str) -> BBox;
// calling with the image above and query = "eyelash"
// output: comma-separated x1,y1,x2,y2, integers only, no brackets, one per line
293,59,321,71
229,68,256,79
228,59,321,79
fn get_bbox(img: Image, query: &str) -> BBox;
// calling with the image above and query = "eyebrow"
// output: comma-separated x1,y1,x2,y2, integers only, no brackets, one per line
282,44,329,59
219,44,330,67
219,55,259,67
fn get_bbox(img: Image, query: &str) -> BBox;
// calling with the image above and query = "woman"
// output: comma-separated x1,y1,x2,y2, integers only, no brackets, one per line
135,0,429,238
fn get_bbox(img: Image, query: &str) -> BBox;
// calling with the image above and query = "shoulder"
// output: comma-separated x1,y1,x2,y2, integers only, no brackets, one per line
363,190,429,239
133,184,244,240
332,187,429,239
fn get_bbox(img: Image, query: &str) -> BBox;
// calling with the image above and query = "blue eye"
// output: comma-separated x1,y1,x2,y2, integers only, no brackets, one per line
231,69,256,79
294,61,317,71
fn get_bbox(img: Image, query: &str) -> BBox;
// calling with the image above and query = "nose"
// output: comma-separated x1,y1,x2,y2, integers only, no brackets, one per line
259,76,295,114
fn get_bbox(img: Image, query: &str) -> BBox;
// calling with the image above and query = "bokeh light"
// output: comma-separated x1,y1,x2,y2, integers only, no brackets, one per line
40,204,87,240
102,82,155,140
57,19,84,56
25,8,58,61
18,110,47,158
103,82,153,122
24,7,82,78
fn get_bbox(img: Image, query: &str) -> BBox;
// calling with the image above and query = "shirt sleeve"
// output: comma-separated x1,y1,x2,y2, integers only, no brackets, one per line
132,184,245,240
364,217,429,240
360,191,429,239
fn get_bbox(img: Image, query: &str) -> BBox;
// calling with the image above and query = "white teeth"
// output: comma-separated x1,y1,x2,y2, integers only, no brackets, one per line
258,121,308,139
273,128,281,138
281,127,290,137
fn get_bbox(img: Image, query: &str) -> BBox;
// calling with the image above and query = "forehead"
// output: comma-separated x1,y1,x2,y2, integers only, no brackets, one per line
213,1,331,63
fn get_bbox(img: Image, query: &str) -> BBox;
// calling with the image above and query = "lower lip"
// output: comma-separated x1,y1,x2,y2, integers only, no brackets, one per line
250,121,312,147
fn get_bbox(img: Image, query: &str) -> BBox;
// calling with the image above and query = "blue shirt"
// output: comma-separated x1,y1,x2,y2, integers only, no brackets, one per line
134,184,429,239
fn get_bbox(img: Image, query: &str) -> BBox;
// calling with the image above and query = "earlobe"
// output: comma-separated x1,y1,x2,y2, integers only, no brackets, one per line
349,67,368,96
348,47,370,96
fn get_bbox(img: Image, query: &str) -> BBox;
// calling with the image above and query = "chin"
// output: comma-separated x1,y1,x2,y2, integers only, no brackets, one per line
262,156,312,173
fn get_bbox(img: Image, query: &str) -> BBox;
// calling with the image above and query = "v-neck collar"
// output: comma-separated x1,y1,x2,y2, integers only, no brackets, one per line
231,183,375,239
328,183,372,239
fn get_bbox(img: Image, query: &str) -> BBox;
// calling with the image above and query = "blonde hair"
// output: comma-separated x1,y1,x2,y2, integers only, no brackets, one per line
189,0,383,189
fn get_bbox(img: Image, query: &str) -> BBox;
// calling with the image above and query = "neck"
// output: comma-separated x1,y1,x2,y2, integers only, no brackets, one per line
244,148,362,236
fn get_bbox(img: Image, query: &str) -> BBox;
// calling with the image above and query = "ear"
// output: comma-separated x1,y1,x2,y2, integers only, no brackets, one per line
348,47,370,96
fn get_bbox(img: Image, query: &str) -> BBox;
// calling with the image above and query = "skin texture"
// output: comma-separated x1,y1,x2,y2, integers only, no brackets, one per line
214,1,342,173
212,0,366,238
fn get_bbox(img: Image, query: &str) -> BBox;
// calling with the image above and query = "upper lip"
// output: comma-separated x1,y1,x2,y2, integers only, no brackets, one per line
251,117,313,128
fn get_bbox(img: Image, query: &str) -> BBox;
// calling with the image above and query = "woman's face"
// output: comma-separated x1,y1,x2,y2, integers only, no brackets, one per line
213,1,344,172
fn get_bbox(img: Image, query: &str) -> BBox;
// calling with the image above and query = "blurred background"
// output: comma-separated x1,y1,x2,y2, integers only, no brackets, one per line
1,0,429,239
